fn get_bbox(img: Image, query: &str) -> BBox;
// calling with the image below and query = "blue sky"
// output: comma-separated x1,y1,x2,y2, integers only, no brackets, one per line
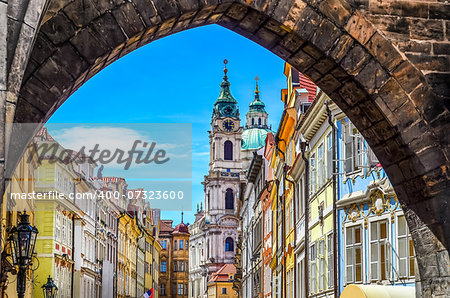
48,24,286,225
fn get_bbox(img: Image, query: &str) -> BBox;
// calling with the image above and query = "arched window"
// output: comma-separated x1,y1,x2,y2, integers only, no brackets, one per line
252,118,254,125
224,141,233,160
225,188,234,210
258,118,261,126
225,237,234,252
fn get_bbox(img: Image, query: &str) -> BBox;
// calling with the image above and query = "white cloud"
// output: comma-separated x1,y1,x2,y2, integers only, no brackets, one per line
193,151,209,156
49,126,184,169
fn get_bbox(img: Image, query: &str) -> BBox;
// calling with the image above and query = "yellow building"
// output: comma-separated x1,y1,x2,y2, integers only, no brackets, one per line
144,231,153,292
117,212,140,298
0,144,39,298
32,128,80,298
269,63,298,298
207,264,238,298
143,204,162,297
152,239,162,298
297,90,338,297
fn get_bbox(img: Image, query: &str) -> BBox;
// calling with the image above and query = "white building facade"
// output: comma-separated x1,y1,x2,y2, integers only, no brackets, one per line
189,65,272,298
189,65,243,297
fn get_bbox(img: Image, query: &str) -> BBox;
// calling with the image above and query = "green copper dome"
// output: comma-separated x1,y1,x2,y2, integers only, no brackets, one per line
248,84,267,114
242,77,272,150
212,61,239,119
241,127,271,150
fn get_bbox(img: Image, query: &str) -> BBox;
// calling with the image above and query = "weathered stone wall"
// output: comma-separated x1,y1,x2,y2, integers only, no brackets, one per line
348,0,450,98
0,0,449,296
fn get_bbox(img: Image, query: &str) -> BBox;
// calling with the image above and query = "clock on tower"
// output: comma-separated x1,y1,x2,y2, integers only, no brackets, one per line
222,119,235,131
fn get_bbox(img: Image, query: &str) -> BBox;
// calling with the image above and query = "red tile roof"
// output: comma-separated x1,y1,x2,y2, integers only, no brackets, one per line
35,127,55,141
159,220,174,233
102,177,126,184
208,264,236,283
299,73,317,102
173,222,189,234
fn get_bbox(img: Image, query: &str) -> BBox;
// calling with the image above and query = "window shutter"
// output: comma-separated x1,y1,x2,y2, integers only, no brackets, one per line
327,144,333,179
354,134,364,169
343,122,353,173
368,146,379,167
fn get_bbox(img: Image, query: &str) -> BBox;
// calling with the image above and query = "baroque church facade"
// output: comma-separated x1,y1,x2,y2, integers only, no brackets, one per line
188,62,271,298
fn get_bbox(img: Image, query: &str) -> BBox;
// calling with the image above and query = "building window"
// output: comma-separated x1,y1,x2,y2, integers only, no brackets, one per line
397,215,415,279
225,188,234,210
367,145,379,167
310,243,317,294
160,284,166,296
174,240,177,250
224,140,233,160
310,153,316,195
326,132,333,179
222,288,227,294
161,261,166,273
68,220,72,247
370,219,390,282
296,177,304,217
179,240,184,250
178,283,184,295
287,268,291,298
278,223,282,250
346,225,363,284
55,211,61,242
161,240,167,250
174,261,177,272
317,143,325,187
290,269,294,298
258,118,261,126
225,237,234,252
343,121,364,174
318,239,325,291
179,261,184,272
327,233,334,288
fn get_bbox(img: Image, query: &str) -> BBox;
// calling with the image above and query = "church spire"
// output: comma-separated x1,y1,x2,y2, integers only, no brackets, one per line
217,59,237,103
248,76,267,114
212,59,239,119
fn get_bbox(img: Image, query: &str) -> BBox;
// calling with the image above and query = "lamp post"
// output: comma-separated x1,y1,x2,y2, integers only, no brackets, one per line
42,276,58,298
8,211,39,298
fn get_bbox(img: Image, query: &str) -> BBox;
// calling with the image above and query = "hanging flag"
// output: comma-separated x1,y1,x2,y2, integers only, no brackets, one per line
143,288,153,298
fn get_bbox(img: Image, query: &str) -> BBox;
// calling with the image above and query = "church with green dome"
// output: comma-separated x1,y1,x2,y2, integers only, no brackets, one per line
241,77,273,151
189,62,274,296
212,60,239,120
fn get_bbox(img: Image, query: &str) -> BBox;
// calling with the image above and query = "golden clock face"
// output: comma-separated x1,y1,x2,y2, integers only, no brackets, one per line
223,119,235,131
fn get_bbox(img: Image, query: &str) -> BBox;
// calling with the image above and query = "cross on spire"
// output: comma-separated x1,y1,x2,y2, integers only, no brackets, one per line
181,211,184,223
223,59,228,75
255,75,260,93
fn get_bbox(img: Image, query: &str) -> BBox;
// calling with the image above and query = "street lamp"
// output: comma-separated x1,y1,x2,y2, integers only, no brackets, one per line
8,211,39,298
42,276,58,298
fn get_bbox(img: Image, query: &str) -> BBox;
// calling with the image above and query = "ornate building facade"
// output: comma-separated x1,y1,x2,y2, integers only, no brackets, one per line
158,216,190,297
189,62,271,298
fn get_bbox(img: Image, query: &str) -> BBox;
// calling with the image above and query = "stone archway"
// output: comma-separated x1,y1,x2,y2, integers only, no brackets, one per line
2,0,449,295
